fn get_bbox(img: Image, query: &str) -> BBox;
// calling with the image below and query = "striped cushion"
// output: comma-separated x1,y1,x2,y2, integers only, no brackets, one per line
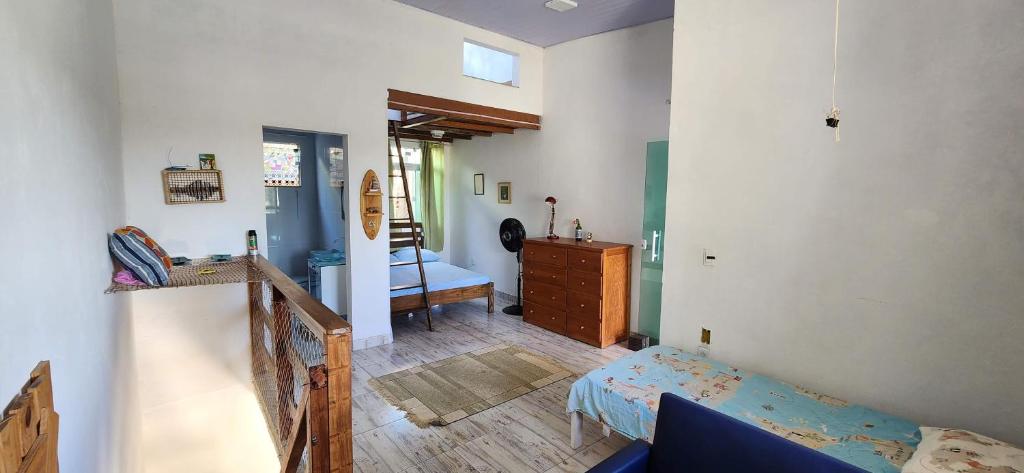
109,232,170,286
114,226,172,270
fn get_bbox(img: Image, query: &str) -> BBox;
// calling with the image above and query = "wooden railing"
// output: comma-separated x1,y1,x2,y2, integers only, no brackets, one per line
1,361,59,473
247,255,352,473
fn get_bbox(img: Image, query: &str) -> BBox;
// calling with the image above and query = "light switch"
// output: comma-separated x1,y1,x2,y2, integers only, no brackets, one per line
703,249,716,266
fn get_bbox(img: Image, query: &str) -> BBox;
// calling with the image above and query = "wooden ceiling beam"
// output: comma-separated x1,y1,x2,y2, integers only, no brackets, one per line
412,124,492,137
430,120,515,134
388,89,541,130
392,125,473,141
401,114,447,129
389,131,453,143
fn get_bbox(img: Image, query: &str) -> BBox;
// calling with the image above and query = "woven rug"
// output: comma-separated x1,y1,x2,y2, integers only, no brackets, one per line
369,344,572,427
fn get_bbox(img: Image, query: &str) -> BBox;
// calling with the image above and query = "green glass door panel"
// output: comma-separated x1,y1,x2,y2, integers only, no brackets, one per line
638,141,668,343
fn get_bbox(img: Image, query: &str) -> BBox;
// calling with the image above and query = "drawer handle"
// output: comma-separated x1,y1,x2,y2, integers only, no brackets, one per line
580,304,585,308
551,296,556,300
551,275,556,279
529,290,535,294
580,259,586,263
580,282,585,286
551,316,556,321
551,255,557,259
579,325,585,330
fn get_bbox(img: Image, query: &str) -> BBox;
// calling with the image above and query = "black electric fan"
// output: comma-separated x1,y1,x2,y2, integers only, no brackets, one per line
499,218,526,316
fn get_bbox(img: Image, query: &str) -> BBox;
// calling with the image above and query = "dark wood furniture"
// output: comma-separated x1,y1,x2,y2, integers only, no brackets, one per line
522,238,632,348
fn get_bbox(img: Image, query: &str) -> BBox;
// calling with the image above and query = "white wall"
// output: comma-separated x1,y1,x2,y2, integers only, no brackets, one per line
113,0,543,347
450,19,673,329
0,0,140,471
130,285,278,473
663,0,1024,445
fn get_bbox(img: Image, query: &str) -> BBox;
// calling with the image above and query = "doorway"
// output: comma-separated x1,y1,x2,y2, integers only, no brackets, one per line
263,127,348,315
637,141,668,343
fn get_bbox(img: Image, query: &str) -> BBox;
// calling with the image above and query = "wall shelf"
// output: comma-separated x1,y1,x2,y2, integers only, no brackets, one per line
359,170,383,240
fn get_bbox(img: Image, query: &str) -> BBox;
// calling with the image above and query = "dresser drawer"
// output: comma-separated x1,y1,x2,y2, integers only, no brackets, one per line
525,244,567,268
566,270,601,296
567,249,601,273
524,263,566,286
524,302,566,334
567,291,601,321
524,280,566,310
566,314,601,346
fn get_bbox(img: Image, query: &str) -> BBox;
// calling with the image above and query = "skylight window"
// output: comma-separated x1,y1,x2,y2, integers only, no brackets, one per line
463,40,519,87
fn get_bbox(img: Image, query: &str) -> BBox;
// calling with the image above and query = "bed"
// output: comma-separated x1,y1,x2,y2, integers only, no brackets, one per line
389,222,494,314
568,345,921,473
390,260,494,313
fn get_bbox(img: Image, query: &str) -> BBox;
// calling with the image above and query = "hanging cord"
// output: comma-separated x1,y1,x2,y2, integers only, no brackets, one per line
829,0,841,142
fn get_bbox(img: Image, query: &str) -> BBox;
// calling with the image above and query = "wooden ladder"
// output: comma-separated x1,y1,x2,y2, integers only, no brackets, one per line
388,120,434,331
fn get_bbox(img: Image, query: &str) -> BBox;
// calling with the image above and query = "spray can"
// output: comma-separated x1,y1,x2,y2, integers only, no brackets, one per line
247,230,258,256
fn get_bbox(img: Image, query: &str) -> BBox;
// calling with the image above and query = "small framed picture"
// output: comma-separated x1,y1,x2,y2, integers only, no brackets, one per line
474,173,485,195
497,182,511,204
198,153,217,170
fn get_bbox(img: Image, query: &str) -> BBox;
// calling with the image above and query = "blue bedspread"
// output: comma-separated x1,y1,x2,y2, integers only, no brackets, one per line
390,261,490,297
568,345,921,473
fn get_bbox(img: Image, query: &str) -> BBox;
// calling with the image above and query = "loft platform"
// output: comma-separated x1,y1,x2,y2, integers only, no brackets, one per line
387,89,542,143
105,256,264,293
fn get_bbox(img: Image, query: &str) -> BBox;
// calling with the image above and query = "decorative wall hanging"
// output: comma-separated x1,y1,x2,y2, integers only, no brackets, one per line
161,169,225,204
826,0,842,142
360,170,383,240
497,182,511,204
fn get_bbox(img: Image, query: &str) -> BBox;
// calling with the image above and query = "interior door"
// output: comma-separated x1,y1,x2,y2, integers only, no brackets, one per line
264,130,317,280
638,141,668,344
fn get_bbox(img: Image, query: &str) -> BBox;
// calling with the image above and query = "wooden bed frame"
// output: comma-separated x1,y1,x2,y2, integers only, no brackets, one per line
390,281,495,314
389,221,495,315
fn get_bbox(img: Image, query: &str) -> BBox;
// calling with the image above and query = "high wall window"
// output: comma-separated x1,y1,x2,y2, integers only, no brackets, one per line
463,40,519,87
263,142,301,187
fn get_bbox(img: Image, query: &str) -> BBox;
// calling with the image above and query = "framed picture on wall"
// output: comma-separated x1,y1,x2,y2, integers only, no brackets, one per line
497,181,511,204
474,173,485,195
198,153,217,170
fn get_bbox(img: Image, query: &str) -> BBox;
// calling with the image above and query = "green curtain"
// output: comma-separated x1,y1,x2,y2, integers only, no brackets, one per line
419,141,445,252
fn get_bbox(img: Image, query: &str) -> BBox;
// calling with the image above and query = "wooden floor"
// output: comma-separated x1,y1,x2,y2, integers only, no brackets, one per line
351,299,633,473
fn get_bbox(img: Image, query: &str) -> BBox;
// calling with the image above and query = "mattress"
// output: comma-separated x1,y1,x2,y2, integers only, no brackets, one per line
390,261,491,297
567,345,921,473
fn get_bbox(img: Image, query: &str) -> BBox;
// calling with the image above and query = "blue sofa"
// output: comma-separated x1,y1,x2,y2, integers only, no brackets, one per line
587,393,869,473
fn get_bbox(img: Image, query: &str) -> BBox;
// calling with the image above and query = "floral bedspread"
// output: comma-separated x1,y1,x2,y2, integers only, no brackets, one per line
567,345,921,473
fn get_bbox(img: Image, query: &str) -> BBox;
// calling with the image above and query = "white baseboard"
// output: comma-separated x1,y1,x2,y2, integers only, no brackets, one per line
352,333,393,351
495,290,516,305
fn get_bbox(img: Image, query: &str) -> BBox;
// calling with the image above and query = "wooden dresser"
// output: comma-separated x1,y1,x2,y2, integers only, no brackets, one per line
522,237,632,348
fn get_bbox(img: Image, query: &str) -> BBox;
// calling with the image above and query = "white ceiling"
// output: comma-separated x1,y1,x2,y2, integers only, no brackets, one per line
394,0,674,47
